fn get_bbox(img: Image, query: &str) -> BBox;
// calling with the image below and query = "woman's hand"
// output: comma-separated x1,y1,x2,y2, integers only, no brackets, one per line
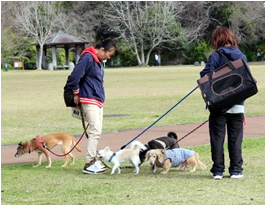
74,95,80,105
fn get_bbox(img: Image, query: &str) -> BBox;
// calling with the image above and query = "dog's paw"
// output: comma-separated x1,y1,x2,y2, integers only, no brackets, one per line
33,165,40,168
45,166,51,168
161,171,168,174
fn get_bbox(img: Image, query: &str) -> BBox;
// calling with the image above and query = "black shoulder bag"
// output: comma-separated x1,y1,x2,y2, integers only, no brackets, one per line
197,51,258,113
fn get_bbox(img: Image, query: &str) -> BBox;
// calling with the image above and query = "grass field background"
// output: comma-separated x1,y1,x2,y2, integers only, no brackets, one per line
1,64,265,205
1,64,265,145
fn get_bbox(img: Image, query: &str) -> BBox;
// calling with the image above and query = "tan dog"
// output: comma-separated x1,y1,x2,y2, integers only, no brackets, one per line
15,132,81,168
145,148,207,174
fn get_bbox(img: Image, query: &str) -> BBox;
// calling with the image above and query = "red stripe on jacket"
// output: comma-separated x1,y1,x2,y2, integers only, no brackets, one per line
79,97,104,108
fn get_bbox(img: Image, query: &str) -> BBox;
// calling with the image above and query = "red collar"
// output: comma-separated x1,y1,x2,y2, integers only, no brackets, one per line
81,46,100,63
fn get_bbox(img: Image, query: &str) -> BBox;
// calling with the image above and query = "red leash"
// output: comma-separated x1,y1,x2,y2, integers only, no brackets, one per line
46,123,89,157
177,120,209,143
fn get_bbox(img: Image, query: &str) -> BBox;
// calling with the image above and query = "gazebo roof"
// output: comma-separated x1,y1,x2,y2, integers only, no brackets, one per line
34,31,89,48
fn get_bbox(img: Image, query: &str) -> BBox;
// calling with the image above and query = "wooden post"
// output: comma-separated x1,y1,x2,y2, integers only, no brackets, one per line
52,46,57,70
65,47,69,67
42,47,47,69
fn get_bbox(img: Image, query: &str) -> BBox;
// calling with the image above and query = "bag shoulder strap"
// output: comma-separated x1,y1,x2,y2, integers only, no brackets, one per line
79,63,92,86
217,50,236,70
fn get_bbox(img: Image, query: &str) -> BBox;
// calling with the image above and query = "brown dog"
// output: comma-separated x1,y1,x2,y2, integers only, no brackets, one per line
15,132,81,168
145,148,207,174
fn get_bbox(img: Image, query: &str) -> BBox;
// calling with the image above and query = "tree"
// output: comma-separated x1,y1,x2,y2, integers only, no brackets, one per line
104,1,187,66
228,2,265,44
12,2,66,70
60,2,102,43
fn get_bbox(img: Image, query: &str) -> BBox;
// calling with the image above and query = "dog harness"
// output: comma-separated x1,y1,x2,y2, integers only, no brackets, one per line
163,148,195,167
33,136,46,151
153,140,167,149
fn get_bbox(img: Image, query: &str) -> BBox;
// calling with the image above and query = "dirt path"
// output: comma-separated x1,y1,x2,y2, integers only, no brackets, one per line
2,115,265,166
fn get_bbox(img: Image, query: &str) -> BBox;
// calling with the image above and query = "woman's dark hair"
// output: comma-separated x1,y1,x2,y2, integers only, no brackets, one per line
211,27,238,50
95,39,117,52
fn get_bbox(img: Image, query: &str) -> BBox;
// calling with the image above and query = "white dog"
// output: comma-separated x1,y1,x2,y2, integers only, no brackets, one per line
97,141,146,174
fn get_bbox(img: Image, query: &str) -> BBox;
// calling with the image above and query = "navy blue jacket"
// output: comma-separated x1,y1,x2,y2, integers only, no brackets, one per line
66,53,105,103
200,46,247,77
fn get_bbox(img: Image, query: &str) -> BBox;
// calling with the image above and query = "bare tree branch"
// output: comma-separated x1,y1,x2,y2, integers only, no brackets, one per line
105,1,186,66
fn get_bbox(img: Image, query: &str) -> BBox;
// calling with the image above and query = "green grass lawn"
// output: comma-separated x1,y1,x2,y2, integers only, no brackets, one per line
1,137,265,205
1,64,265,145
1,65,265,205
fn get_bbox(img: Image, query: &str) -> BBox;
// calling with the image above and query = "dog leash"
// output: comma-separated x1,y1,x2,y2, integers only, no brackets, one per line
119,86,199,150
79,105,89,139
176,120,209,143
46,105,89,157
46,123,89,157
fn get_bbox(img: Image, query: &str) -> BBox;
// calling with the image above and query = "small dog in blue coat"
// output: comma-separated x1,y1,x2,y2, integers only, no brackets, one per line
145,148,207,174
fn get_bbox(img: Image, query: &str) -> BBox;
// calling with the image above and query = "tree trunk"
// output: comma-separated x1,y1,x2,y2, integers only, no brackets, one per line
37,44,43,70
140,43,146,66
145,49,153,66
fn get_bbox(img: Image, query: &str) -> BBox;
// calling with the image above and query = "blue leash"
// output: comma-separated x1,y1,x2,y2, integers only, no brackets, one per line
119,85,199,150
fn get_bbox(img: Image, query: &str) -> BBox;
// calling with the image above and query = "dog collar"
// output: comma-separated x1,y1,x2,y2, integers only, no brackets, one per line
25,142,31,154
108,153,116,162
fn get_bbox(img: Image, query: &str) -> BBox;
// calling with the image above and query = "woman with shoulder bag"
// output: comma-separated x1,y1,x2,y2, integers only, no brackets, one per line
66,39,117,174
200,27,246,180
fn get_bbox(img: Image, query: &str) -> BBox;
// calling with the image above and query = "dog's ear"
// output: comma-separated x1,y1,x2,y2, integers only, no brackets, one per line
18,142,24,147
157,149,165,163
145,151,150,161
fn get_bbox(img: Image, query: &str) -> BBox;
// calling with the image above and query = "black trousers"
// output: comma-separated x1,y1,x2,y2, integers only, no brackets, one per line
209,113,244,174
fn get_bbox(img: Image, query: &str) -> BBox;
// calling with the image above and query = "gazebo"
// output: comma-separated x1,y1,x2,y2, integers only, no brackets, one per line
35,31,89,70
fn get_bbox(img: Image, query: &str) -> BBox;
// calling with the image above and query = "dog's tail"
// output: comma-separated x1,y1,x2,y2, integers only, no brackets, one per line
72,137,82,152
167,132,178,140
195,153,207,170
130,141,146,152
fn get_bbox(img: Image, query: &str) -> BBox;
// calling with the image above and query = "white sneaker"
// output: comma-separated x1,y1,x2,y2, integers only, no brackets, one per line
230,172,243,179
83,161,106,174
213,172,223,180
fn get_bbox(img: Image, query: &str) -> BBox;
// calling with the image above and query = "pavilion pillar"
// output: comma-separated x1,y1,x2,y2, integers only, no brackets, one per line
42,47,47,69
52,46,57,70
75,46,81,63
65,47,69,66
